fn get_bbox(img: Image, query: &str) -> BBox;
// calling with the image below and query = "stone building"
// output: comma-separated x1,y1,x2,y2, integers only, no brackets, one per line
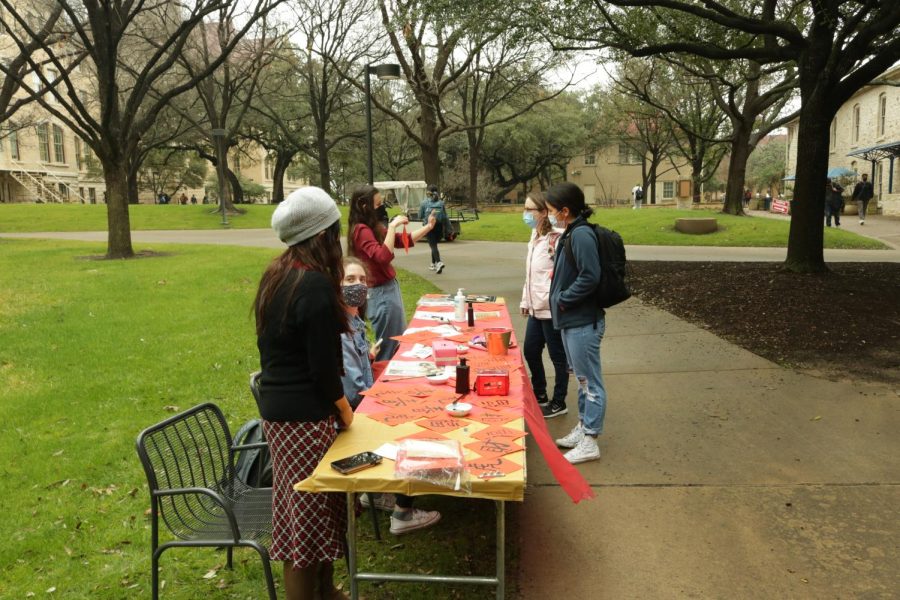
784,64,900,216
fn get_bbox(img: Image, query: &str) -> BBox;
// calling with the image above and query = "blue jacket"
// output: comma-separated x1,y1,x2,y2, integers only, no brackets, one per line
549,217,604,329
340,314,374,409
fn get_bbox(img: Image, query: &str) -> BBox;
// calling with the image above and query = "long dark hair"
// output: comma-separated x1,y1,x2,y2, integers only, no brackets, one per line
545,182,594,221
254,219,348,336
347,184,385,256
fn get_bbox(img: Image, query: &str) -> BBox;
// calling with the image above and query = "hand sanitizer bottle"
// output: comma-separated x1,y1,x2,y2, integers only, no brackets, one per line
454,288,466,321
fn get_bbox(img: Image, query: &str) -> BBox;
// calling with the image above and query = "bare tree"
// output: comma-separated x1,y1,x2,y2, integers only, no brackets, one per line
0,0,284,258
544,0,900,271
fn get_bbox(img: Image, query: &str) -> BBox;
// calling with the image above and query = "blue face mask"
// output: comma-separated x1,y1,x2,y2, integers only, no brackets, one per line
523,211,537,228
548,213,559,228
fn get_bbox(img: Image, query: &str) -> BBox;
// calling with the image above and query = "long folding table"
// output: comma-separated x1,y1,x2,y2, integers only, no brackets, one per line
295,295,527,599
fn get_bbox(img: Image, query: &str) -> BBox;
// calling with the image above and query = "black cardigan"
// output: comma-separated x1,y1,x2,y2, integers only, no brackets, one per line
256,269,345,422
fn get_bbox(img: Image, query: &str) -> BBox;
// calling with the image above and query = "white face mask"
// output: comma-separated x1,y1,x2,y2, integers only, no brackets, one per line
548,213,560,227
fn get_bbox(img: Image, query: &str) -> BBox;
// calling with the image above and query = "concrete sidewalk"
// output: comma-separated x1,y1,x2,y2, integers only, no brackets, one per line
391,235,900,599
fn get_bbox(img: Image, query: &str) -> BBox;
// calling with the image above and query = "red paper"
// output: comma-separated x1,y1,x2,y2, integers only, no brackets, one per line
402,226,410,253
414,417,466,433
477,396,522,412
465,456,522,479
366,409,416,427
466,410,519,426
396,429,449,442
472,426,527,441
391,330,440,344
464,439,524,459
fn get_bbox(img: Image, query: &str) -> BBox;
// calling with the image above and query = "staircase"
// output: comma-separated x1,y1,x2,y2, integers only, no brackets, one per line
8,169,68,203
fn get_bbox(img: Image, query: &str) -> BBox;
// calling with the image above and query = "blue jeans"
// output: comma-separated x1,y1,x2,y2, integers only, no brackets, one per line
560,320,607,436
366,278,406,361
523,316,569,405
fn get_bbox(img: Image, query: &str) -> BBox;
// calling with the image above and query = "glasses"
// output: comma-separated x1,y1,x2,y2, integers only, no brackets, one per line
523,207,540,212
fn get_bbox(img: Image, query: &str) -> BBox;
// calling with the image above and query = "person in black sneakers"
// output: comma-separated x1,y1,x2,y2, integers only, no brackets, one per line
519,191,569,418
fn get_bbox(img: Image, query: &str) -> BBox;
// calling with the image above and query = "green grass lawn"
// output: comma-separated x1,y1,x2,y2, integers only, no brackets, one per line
1,203,886,249
0,239,512,600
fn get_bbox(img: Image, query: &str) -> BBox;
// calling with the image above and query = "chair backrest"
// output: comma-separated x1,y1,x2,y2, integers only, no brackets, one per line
249,371,263,413
136,403,237,538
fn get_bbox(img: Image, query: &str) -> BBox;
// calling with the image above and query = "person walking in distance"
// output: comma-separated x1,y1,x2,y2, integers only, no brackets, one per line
631,183,643,209
418,184,448,274
546,182,607,464
825,179,844,228
520,191,569,419
851,173,874,225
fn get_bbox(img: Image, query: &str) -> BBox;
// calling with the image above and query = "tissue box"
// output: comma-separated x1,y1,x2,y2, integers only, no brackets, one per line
474,369,510,396
431,340,458,366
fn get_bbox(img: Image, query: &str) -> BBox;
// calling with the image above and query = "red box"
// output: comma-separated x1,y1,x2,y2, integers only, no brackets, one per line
474,369,509,396
431,340,458,366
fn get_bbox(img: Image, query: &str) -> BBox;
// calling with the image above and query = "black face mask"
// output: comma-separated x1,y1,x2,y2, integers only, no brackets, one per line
341,283,367,307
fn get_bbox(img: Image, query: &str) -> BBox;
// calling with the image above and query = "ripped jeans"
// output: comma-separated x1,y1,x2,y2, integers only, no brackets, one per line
560,319,608,436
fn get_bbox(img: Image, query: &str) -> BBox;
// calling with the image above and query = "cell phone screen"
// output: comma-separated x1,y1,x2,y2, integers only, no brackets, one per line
330,451,382,475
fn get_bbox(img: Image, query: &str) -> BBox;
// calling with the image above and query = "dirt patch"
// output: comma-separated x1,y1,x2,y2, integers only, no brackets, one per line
628,262,900,385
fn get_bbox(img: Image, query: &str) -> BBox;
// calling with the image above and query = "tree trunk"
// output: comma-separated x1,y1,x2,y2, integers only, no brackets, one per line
419,108,441,184
127,169,140,205
723,123,752,215
317,139,332,195
226,167,243,206
691,155,703,204
467,130,480,207
271,152,293,204
784,105,830,273
104,160,134,259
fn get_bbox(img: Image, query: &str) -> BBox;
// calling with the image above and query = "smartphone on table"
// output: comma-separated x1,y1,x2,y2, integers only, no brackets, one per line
330,451,382,475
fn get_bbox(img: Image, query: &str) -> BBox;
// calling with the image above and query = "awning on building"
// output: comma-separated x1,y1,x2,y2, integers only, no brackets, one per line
847,140,900,161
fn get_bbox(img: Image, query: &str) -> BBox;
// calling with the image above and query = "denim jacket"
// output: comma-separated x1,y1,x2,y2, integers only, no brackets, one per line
549,216,604,329
340,314,374,408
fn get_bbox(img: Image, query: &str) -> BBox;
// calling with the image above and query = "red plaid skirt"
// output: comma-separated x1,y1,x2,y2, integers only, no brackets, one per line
263,418,346,568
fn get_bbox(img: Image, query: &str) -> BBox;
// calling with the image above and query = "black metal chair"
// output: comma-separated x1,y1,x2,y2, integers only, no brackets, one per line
249,371,383,541
135,403,276,600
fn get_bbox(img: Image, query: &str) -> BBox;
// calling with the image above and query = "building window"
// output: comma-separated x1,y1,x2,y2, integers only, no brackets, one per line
75,137,83,169
264,157,274,180
829,120,836,151
663,181,675,199
878,93,887,137
9,128,19,159
234,154,241,175
618,144,629,164
37,123,50,162
88,188,96,204
584,154,596,166
852,104,860,143
79,186,85,202
57,183,68,201
52,125,65,163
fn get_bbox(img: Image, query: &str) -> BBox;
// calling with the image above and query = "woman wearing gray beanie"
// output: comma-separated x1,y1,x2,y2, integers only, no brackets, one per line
254,186,353,599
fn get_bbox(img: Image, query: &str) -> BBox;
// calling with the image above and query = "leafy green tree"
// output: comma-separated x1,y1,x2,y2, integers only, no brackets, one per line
137,149,207,200
543,0,900,271
746,138,786,196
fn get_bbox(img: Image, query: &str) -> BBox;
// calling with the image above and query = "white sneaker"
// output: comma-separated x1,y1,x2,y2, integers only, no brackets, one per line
359,493,396,512
428,263,436,271
564,435,601,464
555,423,584,449
435,261,445,274
859,219,865,225
390,509,441,535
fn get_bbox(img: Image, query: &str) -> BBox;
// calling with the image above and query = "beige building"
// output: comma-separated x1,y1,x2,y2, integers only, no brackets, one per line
567,143,694,207
785,64,900,216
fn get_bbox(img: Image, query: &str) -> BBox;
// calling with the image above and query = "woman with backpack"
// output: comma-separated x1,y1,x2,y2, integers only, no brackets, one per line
253,187,354,599
418,184,449,274
520,191,569,419
348,184,436,361
545,182,607,464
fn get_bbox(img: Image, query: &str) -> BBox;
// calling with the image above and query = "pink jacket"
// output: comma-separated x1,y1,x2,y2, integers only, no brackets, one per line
520,228,563,319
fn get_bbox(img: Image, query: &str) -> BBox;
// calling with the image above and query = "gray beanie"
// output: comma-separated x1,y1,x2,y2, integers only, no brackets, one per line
271,186,341,246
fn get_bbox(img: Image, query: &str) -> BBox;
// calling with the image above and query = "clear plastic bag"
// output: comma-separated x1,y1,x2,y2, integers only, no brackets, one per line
394,439,470,493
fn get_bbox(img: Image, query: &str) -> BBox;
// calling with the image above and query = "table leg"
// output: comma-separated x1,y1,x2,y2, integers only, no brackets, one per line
496,500,505,599
347,492,358,600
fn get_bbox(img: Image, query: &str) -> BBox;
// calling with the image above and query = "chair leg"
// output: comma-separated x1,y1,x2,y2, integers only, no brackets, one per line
226,546,233,569
151,551,160,600
368,500,381,540
250,543,278,600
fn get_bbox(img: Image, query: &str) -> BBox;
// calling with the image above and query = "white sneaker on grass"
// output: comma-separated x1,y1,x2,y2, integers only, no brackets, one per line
555,423,584,449
359,493,396,512
564,435,601,464
390,509,441,535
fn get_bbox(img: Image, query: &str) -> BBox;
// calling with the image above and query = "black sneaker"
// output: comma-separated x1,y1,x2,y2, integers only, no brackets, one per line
542,401,568,419
536,394,550,407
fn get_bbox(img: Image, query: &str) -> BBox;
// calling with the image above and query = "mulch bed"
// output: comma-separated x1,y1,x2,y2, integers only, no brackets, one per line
628,262,900,385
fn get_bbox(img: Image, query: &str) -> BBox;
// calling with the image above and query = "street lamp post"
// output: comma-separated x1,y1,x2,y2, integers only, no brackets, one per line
211,128,228,226
364,63,401,184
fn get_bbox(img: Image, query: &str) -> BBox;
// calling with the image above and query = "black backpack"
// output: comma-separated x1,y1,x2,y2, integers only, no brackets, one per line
564,223,631,309
635,188,644,200
233,419,273,488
